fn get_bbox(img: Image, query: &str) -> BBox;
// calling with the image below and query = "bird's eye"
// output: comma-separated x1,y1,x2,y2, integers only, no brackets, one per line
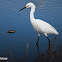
26,5,29,8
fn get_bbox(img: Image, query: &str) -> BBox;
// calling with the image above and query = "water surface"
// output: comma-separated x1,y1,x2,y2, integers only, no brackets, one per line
0,0,62,62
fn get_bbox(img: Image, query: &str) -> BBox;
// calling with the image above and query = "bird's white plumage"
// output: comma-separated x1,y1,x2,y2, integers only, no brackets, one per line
35,19,58,36
26,2,59,37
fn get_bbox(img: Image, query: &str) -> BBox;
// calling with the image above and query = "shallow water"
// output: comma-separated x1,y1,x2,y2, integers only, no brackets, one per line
0,0,62,62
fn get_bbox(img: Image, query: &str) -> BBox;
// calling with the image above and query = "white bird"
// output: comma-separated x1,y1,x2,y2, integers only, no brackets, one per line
18,2,59,45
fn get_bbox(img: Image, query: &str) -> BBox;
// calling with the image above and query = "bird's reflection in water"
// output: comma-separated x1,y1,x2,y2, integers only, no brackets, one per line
34,35,62,62
36,35,58,54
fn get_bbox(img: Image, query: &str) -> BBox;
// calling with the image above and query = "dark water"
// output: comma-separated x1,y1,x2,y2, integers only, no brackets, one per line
0,0,62,62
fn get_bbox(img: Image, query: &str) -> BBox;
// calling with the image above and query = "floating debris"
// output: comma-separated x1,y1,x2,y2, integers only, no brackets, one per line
8,30,16,33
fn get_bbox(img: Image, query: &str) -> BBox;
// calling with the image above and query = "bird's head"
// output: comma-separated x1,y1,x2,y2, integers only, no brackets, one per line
18,2,36,12
26,2,36,8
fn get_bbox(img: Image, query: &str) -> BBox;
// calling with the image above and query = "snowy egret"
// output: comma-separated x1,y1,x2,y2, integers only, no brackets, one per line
18,2,59,45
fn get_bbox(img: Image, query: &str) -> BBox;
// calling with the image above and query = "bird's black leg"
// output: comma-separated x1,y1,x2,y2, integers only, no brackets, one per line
36,36,39,45
47,37,50,48
36,43,40,56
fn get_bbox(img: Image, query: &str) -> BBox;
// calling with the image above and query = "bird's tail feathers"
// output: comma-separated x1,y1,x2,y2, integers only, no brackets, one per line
55,31,59,35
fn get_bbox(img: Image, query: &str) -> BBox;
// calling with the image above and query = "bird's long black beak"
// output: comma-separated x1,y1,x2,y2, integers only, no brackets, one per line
18,7,26,12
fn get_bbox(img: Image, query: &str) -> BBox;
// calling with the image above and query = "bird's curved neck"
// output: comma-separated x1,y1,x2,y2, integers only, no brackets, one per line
30,6,35,21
